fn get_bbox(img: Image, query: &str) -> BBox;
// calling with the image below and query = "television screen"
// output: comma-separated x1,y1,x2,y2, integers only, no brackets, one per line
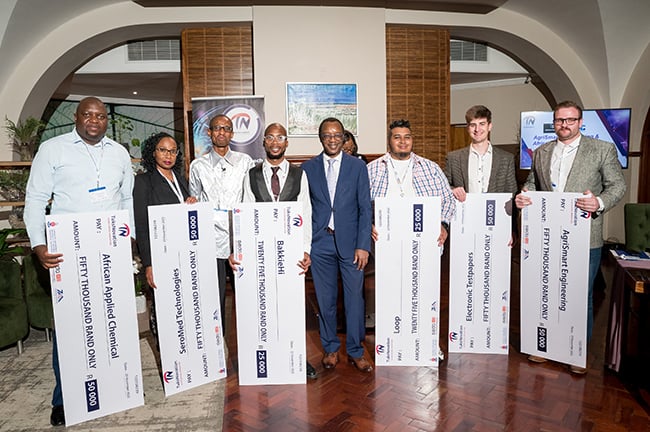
520,108,630,169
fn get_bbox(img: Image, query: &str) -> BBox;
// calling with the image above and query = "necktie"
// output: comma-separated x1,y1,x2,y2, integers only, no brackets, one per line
327,159,336,229
271,166,280,200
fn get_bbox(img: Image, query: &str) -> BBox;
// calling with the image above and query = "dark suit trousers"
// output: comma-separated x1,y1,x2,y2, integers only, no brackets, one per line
310,232,366,358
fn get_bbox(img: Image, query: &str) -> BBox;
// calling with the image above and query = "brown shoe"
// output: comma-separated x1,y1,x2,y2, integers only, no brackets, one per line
322,352,339,369
569,365,587,375
528,355,548,363
348,355,373,373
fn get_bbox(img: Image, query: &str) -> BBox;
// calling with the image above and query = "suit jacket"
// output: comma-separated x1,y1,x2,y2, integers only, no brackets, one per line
302,152,372,258
133,169,191,267
444,145,518,195
524,135,626,248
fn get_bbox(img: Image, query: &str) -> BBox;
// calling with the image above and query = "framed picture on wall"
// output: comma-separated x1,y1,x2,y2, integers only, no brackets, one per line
286,83,358,136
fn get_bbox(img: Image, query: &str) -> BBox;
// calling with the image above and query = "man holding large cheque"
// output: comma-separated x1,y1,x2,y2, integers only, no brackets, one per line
515,100,625,374
24,97,135,426
367,119,455,364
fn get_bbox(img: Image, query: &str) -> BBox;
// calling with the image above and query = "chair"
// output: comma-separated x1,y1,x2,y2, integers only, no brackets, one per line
624,203,650,253
0,259,29,354
22,253,54,340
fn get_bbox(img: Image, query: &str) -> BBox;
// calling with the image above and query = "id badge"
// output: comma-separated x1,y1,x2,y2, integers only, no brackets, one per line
89,186,109,203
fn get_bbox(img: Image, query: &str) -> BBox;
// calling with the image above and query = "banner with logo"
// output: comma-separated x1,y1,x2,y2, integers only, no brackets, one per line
520,192,591,367
374,197,441,366
148,202,227,396
232,202,307,385
191,95,265,160
448,193,512,354
46,210,143,426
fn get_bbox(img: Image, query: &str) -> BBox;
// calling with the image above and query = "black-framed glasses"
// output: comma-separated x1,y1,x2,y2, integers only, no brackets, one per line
553,117,580,125
264,135,288,143
156,148,180,156
210,125,233,133
320,133,344,141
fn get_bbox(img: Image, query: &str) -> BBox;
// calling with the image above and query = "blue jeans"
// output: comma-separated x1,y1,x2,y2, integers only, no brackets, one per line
587,247,602,342
51,331,63,407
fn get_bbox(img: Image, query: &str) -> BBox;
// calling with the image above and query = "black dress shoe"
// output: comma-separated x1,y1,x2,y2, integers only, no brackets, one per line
50,405,65,426
306,361,318,380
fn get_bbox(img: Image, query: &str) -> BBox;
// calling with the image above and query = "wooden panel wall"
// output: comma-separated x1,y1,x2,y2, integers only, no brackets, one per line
181,25,254,172
386,25,450,166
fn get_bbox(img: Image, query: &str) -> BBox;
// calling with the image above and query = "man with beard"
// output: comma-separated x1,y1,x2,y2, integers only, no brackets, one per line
238,122,317,379
367,119,455,362
368,119,455,247
515,100,625,374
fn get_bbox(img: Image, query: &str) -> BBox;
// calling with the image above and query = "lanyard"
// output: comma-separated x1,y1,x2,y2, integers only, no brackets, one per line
388,157,412,197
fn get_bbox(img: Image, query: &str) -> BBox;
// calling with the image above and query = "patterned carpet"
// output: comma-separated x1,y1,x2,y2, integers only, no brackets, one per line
0,330,225,431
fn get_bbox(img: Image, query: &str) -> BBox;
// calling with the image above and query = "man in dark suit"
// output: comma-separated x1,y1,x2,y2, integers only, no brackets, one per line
302,117,373,373
444,105,518,201
515,100,626,374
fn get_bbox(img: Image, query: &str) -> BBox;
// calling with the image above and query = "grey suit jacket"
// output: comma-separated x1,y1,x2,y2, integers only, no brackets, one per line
523,135,626,248
444,145,518,195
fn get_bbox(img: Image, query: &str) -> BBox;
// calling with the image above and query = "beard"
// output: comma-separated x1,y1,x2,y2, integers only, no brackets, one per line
266,150,285,160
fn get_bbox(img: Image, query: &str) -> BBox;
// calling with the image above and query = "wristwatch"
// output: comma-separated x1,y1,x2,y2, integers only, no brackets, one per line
441,221,450,232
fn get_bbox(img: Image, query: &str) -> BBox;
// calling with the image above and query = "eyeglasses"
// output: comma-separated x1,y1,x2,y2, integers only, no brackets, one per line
80,112,107,121
156,148,179,156
264,135,288,143
320,133,344,141
553,118,580,125
210,125,233,133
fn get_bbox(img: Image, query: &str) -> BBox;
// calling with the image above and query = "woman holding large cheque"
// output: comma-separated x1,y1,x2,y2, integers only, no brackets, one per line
133,132,197,338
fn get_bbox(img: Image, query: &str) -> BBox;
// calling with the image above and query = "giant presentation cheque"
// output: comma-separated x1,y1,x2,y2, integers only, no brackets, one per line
520,191,591,367
449,193,512,354
148,202,227,396
374,197,441,366
232,202,307,385
46,210,143,427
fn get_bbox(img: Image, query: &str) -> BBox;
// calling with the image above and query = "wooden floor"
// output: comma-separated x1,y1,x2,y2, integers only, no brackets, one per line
222,249,650,431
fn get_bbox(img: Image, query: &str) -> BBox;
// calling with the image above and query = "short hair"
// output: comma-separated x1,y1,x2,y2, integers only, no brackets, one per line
140,132,184,174
553,100,583,119
343,130,358,153
465,105,492,123
318,117,344,137
209,114,233,129
388,119,411,140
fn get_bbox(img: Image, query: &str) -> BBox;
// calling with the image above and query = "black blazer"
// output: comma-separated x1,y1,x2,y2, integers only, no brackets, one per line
133,169,191,267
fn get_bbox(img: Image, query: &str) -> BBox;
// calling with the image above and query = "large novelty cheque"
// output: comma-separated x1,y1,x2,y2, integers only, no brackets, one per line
520,192,591,367
448,193,512,354
232,202,307,385
46,210,143,427
148,202,227,396
374,197,441,366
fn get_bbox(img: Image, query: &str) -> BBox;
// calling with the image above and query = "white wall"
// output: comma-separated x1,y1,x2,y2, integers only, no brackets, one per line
451,81,549,145
253,6,386,156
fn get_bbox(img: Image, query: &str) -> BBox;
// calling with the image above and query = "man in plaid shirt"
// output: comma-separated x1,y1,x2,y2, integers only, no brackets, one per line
367,119,455,246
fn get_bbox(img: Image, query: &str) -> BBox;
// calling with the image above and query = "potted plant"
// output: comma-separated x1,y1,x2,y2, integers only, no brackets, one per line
0,228,28,262
4,116,46,161
0,169,29,202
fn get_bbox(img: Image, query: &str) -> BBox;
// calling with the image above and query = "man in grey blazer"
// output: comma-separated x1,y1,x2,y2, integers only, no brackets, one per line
444,105,518,202
515,100,626,374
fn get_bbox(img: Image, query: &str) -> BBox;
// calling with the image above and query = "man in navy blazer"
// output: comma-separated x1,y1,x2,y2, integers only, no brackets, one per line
302,117,373,373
